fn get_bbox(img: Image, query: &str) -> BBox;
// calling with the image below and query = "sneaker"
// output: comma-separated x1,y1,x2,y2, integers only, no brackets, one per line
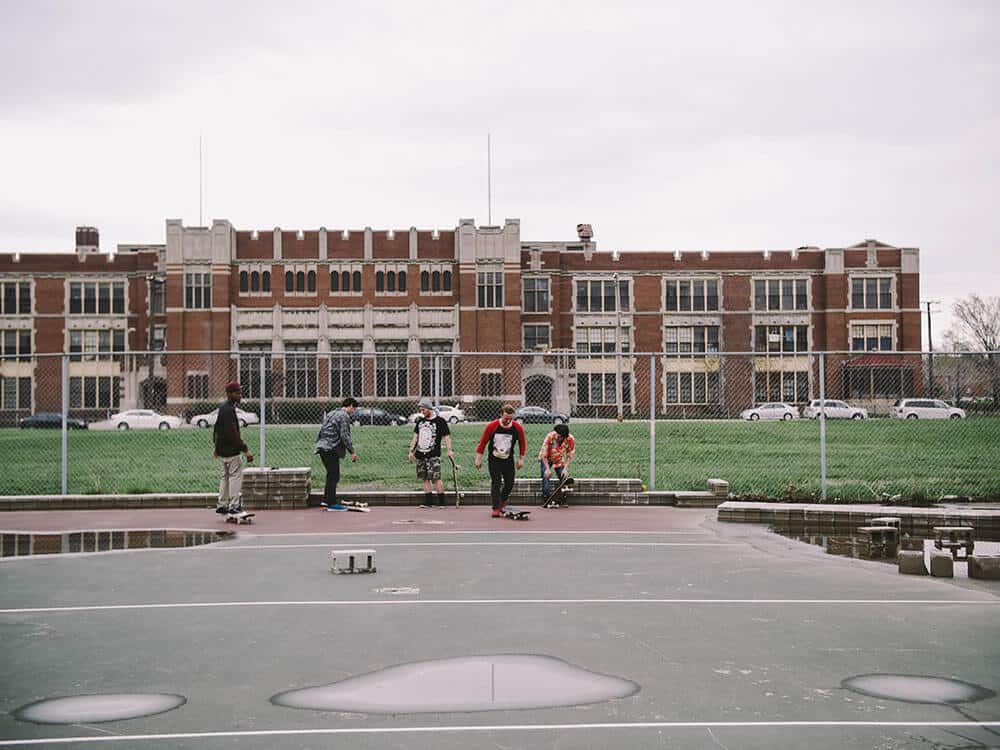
215,506,229,515
325,503,347,512
491,508,503,518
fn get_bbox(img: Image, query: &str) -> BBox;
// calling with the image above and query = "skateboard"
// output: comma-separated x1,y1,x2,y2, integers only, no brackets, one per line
543,475,575,508
225,510,255,525
501,506,531,521
322,501,370,513
449,455,465,507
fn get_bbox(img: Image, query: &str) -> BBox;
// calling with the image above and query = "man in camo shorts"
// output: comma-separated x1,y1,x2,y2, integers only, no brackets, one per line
408,399,455,508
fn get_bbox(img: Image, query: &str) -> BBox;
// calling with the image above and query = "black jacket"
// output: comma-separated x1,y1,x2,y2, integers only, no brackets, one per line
213,401,248,458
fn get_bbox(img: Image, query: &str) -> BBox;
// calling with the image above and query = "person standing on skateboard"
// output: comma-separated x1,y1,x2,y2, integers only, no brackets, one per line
474,403,526,517
213,381,253,515
539,423,575,505
408,398,454,508
315,397,359,510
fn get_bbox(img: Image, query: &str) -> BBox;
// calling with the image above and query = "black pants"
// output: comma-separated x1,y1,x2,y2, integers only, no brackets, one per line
318,449,340,505
488,455,516,509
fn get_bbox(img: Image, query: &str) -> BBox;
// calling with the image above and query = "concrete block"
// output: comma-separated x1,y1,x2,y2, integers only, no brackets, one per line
707,479,729,497
929,551,954,578
968,555,1000,580
897,550,928,575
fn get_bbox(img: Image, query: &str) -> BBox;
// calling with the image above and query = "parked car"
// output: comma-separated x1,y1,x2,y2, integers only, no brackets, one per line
110,409,185,430
740,402,799,421
19,412,88,429
407,404,468,424
891,399,966,420
514,406,570,424
351,407,408,426
801,399,869,420
189,407,260,428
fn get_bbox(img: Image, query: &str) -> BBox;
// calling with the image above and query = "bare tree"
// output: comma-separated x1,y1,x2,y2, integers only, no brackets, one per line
952,294,1000,403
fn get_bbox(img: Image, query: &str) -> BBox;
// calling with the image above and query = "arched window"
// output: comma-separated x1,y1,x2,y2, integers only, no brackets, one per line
342,271,351,291
307,270,316,292
262,271,271,292
250,271,260,292
442,270,452,291
432,270,441,292
398,271,406,292
330,271,339,292
296,271,305,292
421,271,429,292
285,271,293,292
239,271,248,293
353,270,362,290
376,271,385,292
386,271,395,292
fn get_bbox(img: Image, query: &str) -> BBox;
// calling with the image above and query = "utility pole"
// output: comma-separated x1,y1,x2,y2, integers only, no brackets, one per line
923,300,940,398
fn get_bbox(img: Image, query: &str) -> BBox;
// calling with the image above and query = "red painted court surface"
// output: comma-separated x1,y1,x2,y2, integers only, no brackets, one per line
1,506,998,749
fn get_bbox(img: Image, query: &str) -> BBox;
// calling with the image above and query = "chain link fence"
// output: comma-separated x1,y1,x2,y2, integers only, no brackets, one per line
1,350,998,500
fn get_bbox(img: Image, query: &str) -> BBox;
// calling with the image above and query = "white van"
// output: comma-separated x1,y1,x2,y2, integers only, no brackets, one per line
891,399,966,420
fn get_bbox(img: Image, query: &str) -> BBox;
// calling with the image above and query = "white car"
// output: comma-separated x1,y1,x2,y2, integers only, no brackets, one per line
407,404,467,424
110,409,185,430
892,399,966,420
189,407,261,428
740,402,799,421
801,399,869,420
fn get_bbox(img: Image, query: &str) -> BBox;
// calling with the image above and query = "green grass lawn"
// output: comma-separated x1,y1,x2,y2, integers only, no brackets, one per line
2,419,998,500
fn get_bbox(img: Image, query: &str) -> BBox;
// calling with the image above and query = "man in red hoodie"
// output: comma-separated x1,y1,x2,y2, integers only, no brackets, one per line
475,403,527,517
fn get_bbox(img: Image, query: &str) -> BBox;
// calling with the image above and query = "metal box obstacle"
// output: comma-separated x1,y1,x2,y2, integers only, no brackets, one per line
330,549,376,574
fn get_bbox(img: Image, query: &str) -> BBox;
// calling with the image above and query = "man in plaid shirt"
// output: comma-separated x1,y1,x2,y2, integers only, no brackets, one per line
539,423,575,505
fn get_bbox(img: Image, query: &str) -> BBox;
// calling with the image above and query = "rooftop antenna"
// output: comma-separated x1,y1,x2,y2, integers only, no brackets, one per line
487,132,492,225
198,132,204,226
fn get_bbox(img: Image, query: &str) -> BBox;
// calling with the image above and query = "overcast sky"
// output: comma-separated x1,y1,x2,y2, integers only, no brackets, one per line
2,0,997,345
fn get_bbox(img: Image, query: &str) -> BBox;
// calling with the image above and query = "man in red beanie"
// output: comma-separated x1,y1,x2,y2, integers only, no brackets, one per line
213,381,253,514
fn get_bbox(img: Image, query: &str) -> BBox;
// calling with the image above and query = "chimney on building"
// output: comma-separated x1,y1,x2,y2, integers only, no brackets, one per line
576,224,594,242
75,226,100,255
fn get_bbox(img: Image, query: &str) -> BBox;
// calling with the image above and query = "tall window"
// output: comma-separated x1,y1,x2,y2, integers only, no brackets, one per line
150,279,165,313
1,281,31,315
186,373,210,400
851,278,893,309
376,271,385,292
285,344,318,398
184,273,211,309
523,325,550,351
576,373,632,405
523,278,550,312
480,370,501,397
755,371,809,403
663,372,720,404
239,271,248,293
330,342,363,398
664,279,719,312
575,278,630,312
442,271,452,291
68,376,120,409
665,326,720,354
68,330,125,361
576,326,629,354
239,344,272,399
307,270,316,292
420,271,429,291
477,271,503,308
753,325,809,353
850,323,894,351
0,375,31,409
1,330,31,360
376,343,408,397
420,342,454,398
753,279,808,311
69,281,126,314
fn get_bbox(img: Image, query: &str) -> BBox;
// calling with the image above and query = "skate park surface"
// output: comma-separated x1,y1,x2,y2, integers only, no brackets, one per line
1,505,998,749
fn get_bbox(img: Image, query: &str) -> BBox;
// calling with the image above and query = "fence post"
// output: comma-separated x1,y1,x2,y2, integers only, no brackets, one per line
648,354,656,491
259,354,266,467
61,354,68,495
819,352,827,501
434,355,441,406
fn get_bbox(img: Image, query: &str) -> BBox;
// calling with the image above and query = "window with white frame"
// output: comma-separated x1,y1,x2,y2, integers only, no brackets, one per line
850,323,894,351
753,325,809,354
330,266,363,294
239,267,271,296
575,278,630,313
330,342,363,398
477,270,503,308
576,326,630,354
523,324,550,351
376,342,408,397
0,375,31,409
754,370,809,403
523,277,549,312
69,281,126,315
68,376,120,409
186,373,209,400
284,343,318,398
576,372,631,405
239,344,272,399
753,278,808,311
663,371,720,404
665,326,720,354
1,281,31,315
420,342,453,397
1,330,31,360
479,370,501,397
376,265,407,294
664,279,719,312
68,330,125,361
184,272,211,309
851,277,893,309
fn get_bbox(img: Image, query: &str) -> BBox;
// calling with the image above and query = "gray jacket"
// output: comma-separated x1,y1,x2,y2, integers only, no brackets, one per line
315,408,354,456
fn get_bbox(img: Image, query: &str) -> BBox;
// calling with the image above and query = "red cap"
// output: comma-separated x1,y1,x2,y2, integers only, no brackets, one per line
225,381,242,393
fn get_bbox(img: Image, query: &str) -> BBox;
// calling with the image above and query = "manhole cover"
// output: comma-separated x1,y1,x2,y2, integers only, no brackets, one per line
842,674,996,704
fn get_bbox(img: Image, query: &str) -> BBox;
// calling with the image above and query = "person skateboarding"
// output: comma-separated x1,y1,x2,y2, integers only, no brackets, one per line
539,423,575,507
408,398,454,508
315,397,359,511
213,381,253,515
474,403,526,517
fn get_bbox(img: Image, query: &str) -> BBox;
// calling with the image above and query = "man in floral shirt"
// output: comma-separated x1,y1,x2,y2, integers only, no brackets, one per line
539,423,575,505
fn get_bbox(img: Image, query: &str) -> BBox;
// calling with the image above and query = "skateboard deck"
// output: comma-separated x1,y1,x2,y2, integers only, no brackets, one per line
543,476,575,508
322,502,370,513
225,511,255,525
502,506,531,521
449,455,465,507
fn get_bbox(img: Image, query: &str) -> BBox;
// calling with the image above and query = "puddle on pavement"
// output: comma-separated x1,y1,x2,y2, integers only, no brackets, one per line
271,654,639,714
372,586,420,594
14,693,186,724
391,519,451,526
1,530,233,558
842,674,996,704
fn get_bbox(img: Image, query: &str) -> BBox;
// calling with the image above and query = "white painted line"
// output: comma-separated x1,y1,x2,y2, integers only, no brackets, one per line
0,720,998,745
253,530,712,537
2,599,997,615
213,542,741,550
